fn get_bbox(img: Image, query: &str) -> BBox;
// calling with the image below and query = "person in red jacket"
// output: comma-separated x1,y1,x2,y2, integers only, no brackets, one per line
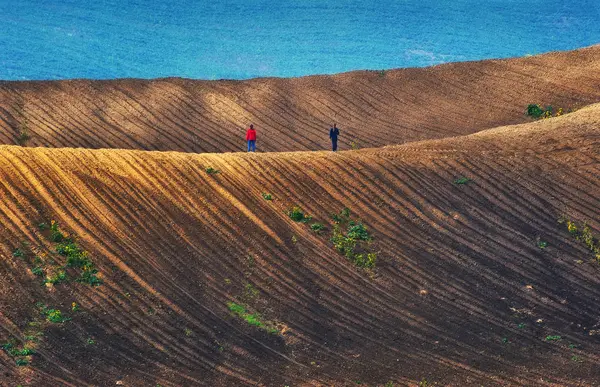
245,124,257,152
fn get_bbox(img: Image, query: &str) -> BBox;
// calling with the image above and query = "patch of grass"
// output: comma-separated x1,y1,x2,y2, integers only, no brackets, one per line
453,177,472,185
545,335,562,341
262,192,273,201
226,302,278,334
205,167,220,175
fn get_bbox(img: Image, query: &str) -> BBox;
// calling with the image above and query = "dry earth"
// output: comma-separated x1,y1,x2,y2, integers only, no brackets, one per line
0,47,599,386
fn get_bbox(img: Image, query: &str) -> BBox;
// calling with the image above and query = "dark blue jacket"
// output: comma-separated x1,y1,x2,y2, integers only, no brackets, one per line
329,127,339,140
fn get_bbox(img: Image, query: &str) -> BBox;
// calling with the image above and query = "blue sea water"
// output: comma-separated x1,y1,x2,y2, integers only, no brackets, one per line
0,0,599,81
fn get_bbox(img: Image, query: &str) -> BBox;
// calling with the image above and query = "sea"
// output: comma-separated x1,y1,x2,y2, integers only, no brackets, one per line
1,0,599,81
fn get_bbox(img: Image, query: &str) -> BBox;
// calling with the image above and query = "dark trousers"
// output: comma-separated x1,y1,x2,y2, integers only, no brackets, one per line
331,138,338,151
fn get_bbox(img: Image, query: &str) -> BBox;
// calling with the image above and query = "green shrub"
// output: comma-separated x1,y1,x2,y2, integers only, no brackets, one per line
526,104,545,118
287,206,311,222
545,335,562,341
50,221,66,243
45,309,70,323
44,269,68,285
15,358,29,366
205,167,220,175
262,192,273,201
310,223,324,233
31,267,44,276
12,248,24,258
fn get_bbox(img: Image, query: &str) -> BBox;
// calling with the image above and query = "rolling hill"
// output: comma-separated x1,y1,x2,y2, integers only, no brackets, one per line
0,47,599,386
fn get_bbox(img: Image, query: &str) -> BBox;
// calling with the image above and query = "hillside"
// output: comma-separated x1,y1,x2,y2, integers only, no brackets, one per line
0,100,599,386
1,45,600,153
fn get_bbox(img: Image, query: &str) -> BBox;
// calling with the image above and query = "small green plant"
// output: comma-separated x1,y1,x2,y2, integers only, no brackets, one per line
545,335,562,341
44,269,68,285
16,126,30,146
38,222,48,230
517,323,526,329
87,338,96,345
287,206,312,222
418,378,429,387
49,220,66,242
31,267,44,276
15,358,29,366
205,167,220,175
350,141,360,150
571,355,582,362
537,240,548,249
184,328,193,337
454,177,472,185
310,223,325,233
262,192,273,201
12,248,24,258
45,308,70,323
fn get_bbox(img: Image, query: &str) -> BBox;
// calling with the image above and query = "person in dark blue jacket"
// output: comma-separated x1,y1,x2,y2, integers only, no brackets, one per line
329,123,340,151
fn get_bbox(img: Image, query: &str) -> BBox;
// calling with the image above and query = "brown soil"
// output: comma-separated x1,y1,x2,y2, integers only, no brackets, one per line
0,47,599,387
1,45,600,152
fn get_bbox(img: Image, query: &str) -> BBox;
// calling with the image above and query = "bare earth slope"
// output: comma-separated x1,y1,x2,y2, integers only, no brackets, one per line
0,102,599,386
1,45,600,153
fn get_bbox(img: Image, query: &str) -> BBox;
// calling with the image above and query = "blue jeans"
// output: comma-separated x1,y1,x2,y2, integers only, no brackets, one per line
247,140,256,152
331,139,338,151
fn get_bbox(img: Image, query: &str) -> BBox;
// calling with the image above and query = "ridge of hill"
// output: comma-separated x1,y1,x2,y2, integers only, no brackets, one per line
0,103,599,386
1,45,600,153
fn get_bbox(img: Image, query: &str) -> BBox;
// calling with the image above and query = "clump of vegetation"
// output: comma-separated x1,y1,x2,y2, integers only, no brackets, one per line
262,192,273,201
545,335,562,342
350,141,360,150
205,167,220,175
44,268,68,285
31,267,44,276
226,302,278,334
330,208,377,269
12,248,24,258
558,217,600,263
44,308,70,324
526,104,565,119
310,223,325,233
537,240,548,249
453,177,472,185
48,221,102,286
287,206,312,222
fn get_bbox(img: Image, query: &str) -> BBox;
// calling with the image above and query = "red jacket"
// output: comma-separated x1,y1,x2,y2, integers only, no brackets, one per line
245,128,257,141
